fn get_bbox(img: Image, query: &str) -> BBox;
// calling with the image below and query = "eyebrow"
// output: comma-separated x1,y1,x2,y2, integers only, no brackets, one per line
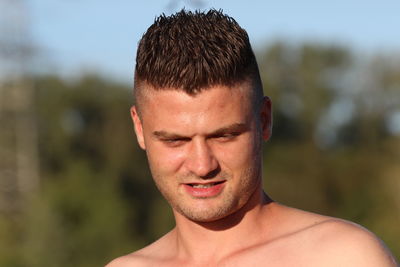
153,123,248,139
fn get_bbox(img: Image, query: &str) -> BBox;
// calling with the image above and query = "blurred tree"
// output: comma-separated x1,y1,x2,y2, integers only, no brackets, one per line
258,42,352,143
258,41,400,259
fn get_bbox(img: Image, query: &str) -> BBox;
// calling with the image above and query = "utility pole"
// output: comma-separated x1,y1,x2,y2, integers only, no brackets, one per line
0,0,39,213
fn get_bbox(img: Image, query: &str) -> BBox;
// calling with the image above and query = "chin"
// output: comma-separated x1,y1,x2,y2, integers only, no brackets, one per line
186,213,227,223
175,200,243,223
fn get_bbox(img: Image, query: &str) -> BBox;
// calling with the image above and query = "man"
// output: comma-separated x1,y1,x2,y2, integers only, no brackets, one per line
107,9,397,266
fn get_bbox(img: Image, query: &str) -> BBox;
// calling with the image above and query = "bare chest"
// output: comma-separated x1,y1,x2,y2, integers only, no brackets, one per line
217,243,323,267
149,242,324,267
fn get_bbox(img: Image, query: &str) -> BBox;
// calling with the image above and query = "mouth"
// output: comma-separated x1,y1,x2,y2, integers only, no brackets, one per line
186,181,226,188
183,181,226,198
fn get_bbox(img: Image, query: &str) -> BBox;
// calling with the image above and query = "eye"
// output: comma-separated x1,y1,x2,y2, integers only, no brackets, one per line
214,132,240,142
162,138,189,147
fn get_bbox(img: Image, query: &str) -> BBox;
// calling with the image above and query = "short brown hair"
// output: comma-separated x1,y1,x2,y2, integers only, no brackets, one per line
134,9,263,102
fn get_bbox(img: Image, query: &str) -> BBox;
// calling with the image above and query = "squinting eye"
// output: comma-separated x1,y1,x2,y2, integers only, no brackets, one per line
215,132,240,141
165,139,181,143
162,138,189,147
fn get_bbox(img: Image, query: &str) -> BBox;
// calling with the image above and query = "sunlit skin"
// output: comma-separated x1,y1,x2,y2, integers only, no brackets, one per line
132,83,270,223
107,82,397,267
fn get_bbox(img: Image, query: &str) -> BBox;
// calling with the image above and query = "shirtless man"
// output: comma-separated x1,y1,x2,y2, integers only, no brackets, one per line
107,9,397,267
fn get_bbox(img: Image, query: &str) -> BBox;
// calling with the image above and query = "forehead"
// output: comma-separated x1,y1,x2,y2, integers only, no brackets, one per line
138,84,254,132
140,83,252,110
138,80,253,107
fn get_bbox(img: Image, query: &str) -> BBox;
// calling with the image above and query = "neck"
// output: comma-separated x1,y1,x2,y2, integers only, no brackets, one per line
171,188,274,263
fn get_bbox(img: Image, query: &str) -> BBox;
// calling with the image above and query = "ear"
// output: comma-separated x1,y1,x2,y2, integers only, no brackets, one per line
260,96,273,141
130,106,146,150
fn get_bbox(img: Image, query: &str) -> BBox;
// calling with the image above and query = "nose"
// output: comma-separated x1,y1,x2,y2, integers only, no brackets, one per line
186,139,219,178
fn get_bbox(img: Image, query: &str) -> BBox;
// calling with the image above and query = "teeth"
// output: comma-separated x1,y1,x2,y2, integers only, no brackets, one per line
192,183,214,188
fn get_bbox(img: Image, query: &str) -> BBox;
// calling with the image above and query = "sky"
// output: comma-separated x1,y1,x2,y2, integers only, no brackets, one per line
20,0,400,84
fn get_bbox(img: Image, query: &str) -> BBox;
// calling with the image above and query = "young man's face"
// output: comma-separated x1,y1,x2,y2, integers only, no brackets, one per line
131,83,271,222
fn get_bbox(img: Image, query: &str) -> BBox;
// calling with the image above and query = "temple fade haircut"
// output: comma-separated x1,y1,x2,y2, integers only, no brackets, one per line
134,9,263,106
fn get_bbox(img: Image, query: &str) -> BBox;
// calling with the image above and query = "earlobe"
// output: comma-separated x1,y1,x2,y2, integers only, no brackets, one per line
130,106,146,150
260,96,273,141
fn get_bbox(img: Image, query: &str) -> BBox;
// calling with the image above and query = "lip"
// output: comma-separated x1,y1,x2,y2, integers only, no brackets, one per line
183,181,226,198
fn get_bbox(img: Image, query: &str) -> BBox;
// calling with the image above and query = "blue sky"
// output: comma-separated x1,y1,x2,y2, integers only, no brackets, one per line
26,0,400,84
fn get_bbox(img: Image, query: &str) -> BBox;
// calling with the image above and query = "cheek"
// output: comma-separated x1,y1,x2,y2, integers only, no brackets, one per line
146,145,187,175
216,137,258,170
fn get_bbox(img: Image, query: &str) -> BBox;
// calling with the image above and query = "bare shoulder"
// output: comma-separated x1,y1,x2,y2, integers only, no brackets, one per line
105,230,176,267
105,252,146,267
275,204,397,266
313,218,398,266
269,204,397,266
105,246,156,267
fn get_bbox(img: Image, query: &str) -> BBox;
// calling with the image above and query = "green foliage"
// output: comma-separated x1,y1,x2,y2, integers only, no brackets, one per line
1,43,399,266
21,161,134,267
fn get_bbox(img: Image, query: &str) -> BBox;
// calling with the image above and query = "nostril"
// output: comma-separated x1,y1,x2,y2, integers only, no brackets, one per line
199,166,221,179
